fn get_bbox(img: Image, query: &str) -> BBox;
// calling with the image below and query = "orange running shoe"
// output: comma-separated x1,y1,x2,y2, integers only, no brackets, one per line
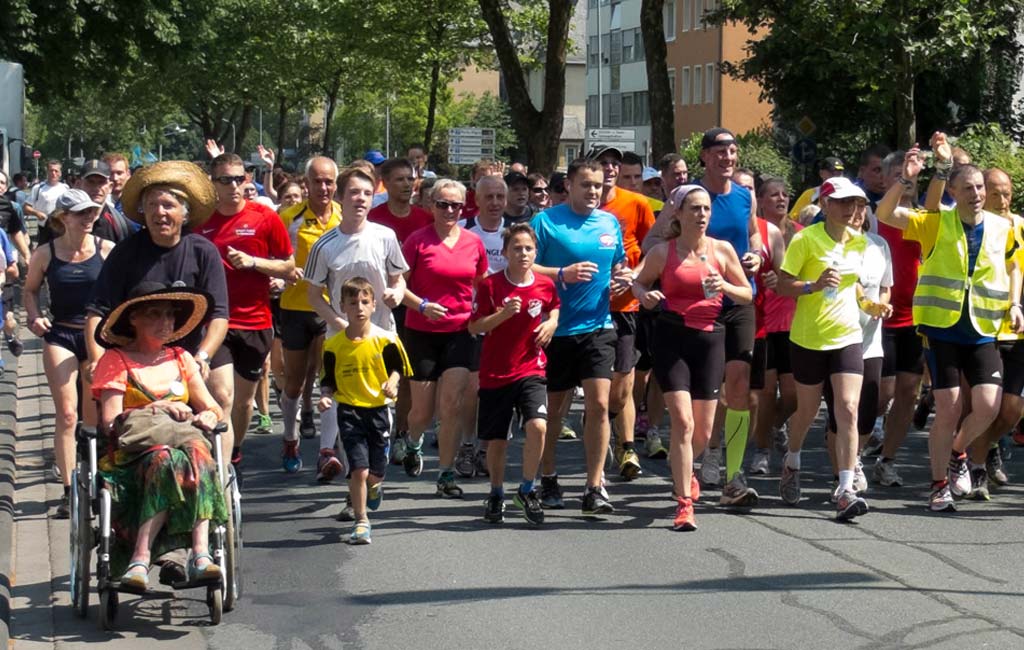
673,497,697,531
691,473,701,502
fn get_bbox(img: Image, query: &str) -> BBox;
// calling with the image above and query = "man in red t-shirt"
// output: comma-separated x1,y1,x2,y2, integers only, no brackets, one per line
367,157,433,457
874,150,924,487
588,145,656,481
469,223,560,524
201,153,297,465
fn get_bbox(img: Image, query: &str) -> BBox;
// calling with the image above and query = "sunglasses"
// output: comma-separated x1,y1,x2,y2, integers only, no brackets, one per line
531,186,549,194
213,175,247,186
434,200,464,212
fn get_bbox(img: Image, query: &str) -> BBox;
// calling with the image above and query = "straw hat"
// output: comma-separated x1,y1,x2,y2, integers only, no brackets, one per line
120,161,217,227
96,281,213,349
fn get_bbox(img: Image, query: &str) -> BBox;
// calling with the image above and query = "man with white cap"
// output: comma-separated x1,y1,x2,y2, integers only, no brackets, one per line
776,175,874,520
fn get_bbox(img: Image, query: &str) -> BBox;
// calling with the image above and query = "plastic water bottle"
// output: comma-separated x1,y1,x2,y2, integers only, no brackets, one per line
700,255,719,299
822,245,842,301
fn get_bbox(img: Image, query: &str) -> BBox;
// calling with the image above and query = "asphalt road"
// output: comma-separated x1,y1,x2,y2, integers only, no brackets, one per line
11,344,1024,649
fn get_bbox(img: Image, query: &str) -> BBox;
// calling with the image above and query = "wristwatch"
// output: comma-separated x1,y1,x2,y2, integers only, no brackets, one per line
197,350,210,364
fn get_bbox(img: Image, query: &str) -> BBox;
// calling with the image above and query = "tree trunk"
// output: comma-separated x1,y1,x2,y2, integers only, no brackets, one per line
321,71,343,155
424,58,442,155
236,104,253,154
276,96,288,156
641,0,676,160
478,0,573,174
894,49,916,150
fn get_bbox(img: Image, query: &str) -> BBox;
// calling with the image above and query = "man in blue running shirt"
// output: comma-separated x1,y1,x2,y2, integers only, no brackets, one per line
530,158,631,516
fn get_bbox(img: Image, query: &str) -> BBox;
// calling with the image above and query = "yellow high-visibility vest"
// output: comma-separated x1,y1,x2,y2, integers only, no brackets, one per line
913,208,1010,336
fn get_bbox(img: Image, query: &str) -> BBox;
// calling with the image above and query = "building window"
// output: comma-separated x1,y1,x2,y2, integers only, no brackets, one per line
609,2,622,30
621,93,634,126
637,92,650,125
705,63,715,103
565,145,578,163
610,64,621,91
682,0,691,31
621,28,643,62
696,0,704,29
664,1,676,42
693,65,703,104
608,92,622,126
588,36,599,68
610,30,622,65
681,66,691,105
587,95,598,127
667,68,676,105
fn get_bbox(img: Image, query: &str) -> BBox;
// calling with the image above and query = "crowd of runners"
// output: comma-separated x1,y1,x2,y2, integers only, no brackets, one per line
2,124,1022,544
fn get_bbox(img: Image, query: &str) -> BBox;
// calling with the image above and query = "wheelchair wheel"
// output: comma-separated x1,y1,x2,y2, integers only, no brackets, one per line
223,464,242,612
69,469,91,618
98,588,118,631
208,585,223,625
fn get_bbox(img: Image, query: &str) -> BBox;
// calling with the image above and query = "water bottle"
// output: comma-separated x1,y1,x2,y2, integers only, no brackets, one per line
822,245,842,301
700,255,719,299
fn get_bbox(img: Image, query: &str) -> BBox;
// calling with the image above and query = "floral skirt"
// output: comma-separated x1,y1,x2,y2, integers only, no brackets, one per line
98,439,229,576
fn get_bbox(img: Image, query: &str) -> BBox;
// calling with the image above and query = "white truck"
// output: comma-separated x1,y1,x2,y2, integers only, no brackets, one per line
0,61,26,177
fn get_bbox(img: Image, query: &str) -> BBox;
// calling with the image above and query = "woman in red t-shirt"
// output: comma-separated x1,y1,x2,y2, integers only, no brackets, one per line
631,185,751,531
399,179,489,498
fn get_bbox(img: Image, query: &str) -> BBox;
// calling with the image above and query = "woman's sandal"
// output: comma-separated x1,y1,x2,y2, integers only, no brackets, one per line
188,552,222,584
121,561,150,589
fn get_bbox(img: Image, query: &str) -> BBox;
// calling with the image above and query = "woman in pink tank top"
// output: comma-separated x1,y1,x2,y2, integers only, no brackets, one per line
631,185,751,531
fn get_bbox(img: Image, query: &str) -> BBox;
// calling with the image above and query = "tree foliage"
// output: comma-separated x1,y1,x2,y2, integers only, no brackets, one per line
711,0,1024,149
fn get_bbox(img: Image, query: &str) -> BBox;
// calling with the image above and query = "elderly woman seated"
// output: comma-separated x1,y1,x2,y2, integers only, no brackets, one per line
92,281,228,589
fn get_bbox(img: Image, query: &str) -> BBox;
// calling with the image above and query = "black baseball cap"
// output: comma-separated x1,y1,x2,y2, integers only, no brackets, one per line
585,144,624,161
819,156,845,173
504,171,529,187
700,127,736,150
81,159,111,179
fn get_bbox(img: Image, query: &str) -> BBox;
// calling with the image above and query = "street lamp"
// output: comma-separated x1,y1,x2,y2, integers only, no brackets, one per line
159,123,188,161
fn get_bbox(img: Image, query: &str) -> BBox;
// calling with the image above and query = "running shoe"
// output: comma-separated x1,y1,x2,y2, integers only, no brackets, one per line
55,493,70,519
772,425,789,454
255,413,273,435
455,443,476,478
929,482,956,512
948,452,971,497
540,476,564,509
403,444,423,477
367,482,384,511
853,460,868,495
390,431,408,465
672,496,697,531
720,473,759,507
315,449,343,483
335,495,356,522
986,446,1009,486
559,424,577,440
634,414,650,440
860,436,884,459
474,447,489,477
513,488,545,525
967,467,990,501
483,494,505,524
282,439,302,473
779,463,801,506
6,335,23,357
435,474,464,499
299,411,316,439
581,486,614,515
644,428,668,459
835,489,868,521
690,473,701,503
619,448,642,480
913,389,933,431
872,458,903,487
749,449,770,475
348,521,372,545
700,446,721,486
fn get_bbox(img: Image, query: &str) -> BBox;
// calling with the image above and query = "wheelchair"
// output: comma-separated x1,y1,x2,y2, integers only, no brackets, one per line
68,421,243,629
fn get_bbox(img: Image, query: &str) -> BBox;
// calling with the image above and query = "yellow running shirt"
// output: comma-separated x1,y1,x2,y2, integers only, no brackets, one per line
321,324,412,408
278,200,342,311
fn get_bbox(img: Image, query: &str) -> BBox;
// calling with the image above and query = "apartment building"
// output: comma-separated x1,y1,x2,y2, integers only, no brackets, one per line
585,0,771,159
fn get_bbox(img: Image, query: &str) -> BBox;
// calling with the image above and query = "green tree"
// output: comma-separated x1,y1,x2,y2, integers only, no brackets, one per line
712,0,1024,149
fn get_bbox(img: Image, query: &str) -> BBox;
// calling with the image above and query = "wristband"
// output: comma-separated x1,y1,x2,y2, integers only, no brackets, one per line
1011,303,1022,309
935,158,953,172
803,281,813,295
896,176,913,188
557,267,567,290
934,169,950,181
419,299,430,314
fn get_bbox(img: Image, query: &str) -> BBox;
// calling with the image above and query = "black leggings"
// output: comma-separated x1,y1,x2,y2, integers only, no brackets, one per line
824,356,882,437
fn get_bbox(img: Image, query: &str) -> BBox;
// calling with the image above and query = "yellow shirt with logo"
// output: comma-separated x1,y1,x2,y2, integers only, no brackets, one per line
278,200,342,311
321,324,412,408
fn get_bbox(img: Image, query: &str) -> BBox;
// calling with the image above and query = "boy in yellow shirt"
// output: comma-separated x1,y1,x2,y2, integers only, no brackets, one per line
319,277,411,544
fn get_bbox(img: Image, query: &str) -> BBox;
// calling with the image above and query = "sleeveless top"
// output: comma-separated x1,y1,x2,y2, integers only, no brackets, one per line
754,218,771,339
46,237,104,325
660,240,724,332
111,347,191,410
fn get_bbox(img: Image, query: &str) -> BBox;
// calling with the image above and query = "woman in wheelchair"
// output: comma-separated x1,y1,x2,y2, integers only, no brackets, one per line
91,281,228,590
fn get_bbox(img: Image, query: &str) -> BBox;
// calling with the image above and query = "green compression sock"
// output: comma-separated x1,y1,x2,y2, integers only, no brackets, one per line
724,408,751,481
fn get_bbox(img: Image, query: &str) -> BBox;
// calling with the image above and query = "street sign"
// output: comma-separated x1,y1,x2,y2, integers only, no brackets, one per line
448,127,497,165
587,128,636,141
791,138,817,165
797,116,816,137
587,141,636,154
32,149,40,159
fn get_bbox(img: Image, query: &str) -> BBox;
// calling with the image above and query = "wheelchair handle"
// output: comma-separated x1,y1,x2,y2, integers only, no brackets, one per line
213,422,228,434
75,424,99,443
